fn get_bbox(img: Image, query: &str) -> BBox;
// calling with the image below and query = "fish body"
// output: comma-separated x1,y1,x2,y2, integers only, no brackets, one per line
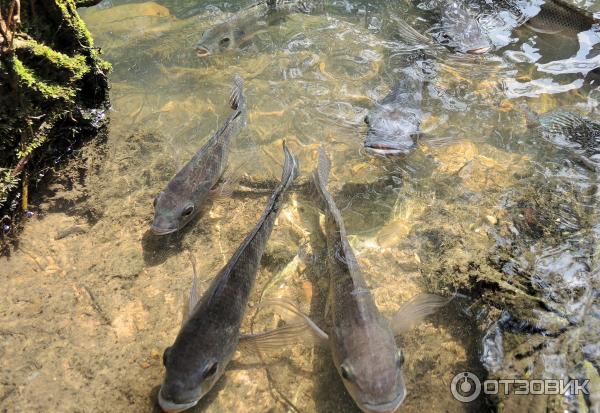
364,73,423,156
151,76,246,235
313,149,406,413
158,143,299,413
435,0,492,54
195,0,312,57
525,0,596,37
538,110,600,156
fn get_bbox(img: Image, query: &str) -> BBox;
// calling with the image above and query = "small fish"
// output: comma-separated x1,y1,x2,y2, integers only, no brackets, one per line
524,0,597,38
195,0,313,57
158,142,299,413
246,149,449,413
151,76,246,235
364,72,424,156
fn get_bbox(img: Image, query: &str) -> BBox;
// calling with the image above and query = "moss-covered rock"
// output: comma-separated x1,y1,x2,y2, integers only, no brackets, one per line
0,0,109,252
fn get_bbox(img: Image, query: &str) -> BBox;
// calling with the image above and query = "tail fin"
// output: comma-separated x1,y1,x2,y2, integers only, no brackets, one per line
280,140,300,190
312,146,331,199
229,74,245,111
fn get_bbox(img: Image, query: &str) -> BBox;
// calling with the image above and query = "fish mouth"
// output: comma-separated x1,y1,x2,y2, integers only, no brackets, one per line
151,225,178,236
195,46,210,57
466,46,491,55
361,392,406,413
158,388,199,413
364,143,412,156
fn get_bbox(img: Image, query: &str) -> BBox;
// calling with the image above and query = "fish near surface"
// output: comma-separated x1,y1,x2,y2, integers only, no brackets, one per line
246,149,449,413
434,0,492,54
524,0,597,38
394,2,491,55
158,142,299,413
195,0,315,57
537,110,600,157
364,71,423,156
151,76,246,235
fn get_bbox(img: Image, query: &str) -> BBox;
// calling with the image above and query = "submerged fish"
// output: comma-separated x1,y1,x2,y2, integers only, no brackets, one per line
158,142,299,413
364,72,423,156
537,110,600,157
151,76,246,235
395,1,491,55
247,149,449,413
524,0,597,37
392,0,492,55
195,0,313,57
434,0,492,54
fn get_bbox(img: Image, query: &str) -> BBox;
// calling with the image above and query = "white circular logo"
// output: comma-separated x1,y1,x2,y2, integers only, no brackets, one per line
451,372,481,402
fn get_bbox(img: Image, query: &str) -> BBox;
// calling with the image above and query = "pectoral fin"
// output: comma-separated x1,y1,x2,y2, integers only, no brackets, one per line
240,298,329,352
181,253,200,326
210,169,243,199
393,16,433,49
240,321,322,352
391,294,452,336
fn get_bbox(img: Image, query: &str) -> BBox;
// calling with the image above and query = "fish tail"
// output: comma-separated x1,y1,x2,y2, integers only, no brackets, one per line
279,140,299,190
229,74,246,111
540,111,586,131
312,146,331,200
260,141,299,215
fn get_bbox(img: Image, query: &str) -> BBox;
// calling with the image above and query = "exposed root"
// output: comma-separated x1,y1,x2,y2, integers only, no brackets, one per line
0,0,20,52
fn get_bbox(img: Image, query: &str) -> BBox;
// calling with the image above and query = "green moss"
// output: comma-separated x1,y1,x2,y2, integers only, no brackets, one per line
0,169,19,208
16,38,89,81
11,55,76,100
55,0,95,48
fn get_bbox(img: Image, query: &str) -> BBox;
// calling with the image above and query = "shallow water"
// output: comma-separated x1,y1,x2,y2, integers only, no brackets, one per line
2,0,600,412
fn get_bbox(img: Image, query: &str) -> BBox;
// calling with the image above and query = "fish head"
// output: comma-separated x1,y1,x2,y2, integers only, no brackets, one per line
337,335,407,413
437,2,491,55
364,107,418,156
151,191,196,235
195,23,246,57
158,345,226,412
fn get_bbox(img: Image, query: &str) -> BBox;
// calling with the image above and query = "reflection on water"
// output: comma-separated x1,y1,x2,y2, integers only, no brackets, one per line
1,0,600,412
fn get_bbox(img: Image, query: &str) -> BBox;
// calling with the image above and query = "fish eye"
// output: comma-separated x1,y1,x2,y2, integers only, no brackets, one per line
340,364,353,381
364,115,370,125
203,362,218,378
182,205,195,217
219,37,231,47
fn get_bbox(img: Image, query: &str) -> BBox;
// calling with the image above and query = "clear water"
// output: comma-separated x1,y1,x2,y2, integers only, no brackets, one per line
1,0,600,412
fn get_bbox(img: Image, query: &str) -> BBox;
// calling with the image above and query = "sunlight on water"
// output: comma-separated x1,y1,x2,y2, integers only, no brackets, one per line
1,0,600,412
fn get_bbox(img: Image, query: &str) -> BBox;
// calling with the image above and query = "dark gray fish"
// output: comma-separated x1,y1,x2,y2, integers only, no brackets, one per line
245,149,449,413
195,0,315,57
364,73,423,156
525,0,597,37
151,76,246,235
158,142,299,413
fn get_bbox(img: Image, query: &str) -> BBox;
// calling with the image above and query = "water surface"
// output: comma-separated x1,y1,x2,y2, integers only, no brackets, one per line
1,0,600,411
